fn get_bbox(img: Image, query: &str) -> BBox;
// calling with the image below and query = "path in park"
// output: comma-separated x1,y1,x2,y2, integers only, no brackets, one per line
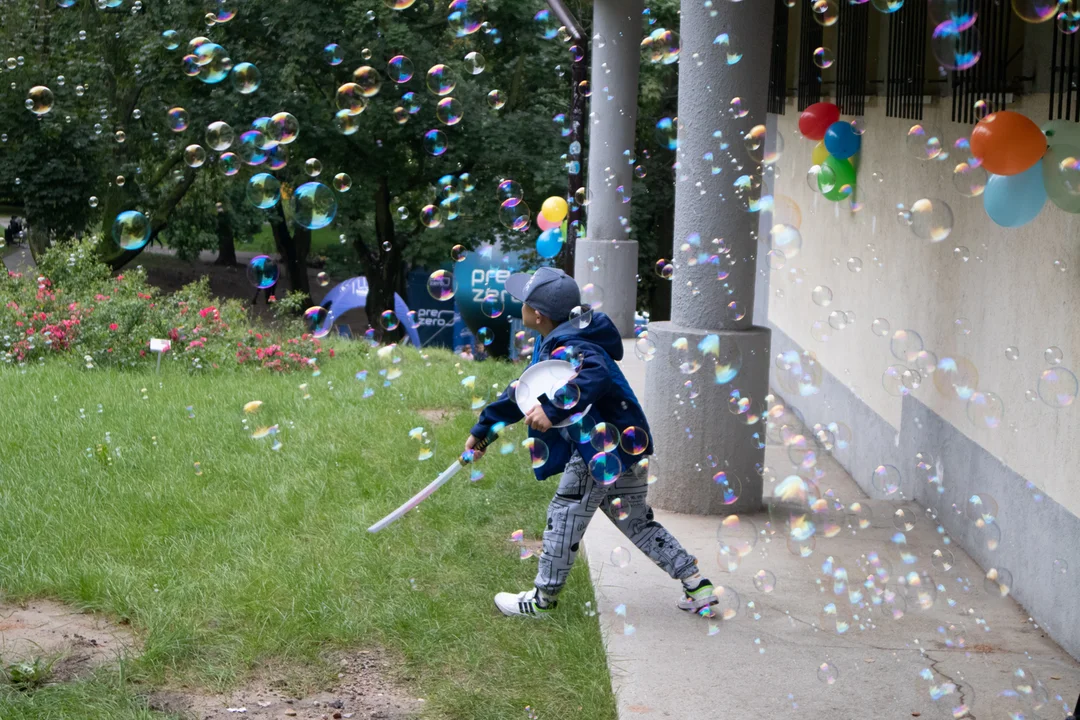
582,341,1080,719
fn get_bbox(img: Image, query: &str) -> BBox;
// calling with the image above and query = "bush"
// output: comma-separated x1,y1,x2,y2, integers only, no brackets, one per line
2,237,336,373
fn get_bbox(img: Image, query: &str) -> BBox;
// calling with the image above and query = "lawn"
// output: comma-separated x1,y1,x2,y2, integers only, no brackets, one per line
0,345,616,719
241,223,340,256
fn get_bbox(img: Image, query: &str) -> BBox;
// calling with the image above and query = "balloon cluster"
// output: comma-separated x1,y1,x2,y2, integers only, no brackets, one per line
799,102,860,203
536,196,568,259
973,110,1079,228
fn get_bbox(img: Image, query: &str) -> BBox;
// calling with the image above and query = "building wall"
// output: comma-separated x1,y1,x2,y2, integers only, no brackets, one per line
767,93,1080,516
761,93,1080,658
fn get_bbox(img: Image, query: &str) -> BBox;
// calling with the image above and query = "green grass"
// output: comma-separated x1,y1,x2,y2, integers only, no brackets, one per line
241,224,340,256
0,346,616,719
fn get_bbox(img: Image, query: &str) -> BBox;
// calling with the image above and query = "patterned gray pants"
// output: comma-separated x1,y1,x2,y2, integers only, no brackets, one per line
534,452,699,596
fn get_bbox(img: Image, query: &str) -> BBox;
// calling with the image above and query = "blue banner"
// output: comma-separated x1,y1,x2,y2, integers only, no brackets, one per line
406,269,457,349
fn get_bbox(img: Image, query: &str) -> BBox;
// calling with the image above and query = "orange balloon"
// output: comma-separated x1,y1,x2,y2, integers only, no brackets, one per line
970,111,1047,176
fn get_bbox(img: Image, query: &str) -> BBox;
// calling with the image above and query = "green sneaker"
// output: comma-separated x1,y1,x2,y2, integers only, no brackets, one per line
677,578,719,614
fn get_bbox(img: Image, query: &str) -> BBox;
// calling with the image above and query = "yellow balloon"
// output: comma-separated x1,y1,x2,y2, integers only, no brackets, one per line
811,141,829,166
541,196,569,223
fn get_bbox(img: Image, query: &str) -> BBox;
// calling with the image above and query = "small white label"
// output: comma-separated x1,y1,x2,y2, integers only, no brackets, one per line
149,338,171,353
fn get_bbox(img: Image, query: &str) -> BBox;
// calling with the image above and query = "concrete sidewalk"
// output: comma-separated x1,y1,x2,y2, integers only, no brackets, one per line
580,340,1080,718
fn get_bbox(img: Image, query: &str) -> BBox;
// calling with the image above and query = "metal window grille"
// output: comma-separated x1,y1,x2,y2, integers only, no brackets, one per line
798,0,823,111
836,0,869,116
950,0,1012,123
1049,18,1080,122
885,0,927,120
769,0,790,115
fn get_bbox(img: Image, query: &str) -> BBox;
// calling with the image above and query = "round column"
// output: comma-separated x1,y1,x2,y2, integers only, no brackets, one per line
645,0,776,514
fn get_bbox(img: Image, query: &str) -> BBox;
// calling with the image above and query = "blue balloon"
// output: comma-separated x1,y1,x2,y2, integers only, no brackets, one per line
823,121,861,160
984,160,1046,228
536,227,563,259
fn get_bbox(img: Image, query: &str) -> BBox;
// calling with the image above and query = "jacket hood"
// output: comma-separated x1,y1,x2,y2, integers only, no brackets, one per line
542,312,624,361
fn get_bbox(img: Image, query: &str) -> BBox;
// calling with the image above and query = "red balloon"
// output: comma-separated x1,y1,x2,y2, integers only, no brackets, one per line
798,102,841,141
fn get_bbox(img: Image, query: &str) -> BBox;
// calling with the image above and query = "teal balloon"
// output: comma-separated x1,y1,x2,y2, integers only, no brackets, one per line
818,155,856,202
1042,144,1080,213
1042,120,1080,149
536,227,563,258
984,160,1046,227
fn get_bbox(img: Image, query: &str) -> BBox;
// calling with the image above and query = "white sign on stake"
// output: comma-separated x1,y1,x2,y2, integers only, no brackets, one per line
149,338,171,373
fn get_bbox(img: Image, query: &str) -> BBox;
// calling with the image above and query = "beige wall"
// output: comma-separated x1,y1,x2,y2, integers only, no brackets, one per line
766,93,1080,516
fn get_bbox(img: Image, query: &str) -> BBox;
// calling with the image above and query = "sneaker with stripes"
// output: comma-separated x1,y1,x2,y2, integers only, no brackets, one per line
677,576,719,614
494,587,556,618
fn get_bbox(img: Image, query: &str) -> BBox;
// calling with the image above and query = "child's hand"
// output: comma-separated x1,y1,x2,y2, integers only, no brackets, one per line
464,434,485,461
524,405,553,432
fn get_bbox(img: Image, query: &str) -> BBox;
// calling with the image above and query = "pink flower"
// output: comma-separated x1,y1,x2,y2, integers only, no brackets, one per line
108,323,118,331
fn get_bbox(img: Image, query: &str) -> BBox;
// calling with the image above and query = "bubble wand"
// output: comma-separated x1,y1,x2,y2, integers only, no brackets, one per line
366,432,498,533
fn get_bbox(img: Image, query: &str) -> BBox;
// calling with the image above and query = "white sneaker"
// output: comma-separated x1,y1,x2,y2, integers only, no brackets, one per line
494,587,556,618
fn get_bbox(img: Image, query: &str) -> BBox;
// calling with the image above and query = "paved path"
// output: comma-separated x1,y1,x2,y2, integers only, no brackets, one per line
579,340,1080,719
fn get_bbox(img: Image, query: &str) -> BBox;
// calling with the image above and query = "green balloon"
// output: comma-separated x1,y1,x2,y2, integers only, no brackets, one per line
1042,143,1080,213
818,155,856,202
1042,120,1080,149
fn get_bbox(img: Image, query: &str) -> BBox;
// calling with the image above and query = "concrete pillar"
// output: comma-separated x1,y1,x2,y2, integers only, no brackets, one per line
645,0,775,515
577,0,644,338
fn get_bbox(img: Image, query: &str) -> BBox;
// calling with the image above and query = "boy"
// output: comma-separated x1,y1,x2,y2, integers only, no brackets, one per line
464,267,718,618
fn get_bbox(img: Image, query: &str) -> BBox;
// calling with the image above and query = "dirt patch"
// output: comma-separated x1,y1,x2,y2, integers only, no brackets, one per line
147,649,423,720
417,409,455,426
0,598,136,682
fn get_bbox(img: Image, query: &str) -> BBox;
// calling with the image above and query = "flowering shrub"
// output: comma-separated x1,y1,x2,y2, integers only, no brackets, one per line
2,236,337,373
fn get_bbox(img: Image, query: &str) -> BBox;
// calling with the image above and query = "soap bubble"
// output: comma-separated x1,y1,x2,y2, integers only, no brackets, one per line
238,130,269,166
448,0,483,36
387,55,414,83
183,144,207,168
498,198,530,231
267,112,299,145
304,158,322,177
26,86,54,115
352,66,382,97
336,83,368,115
231,62,261,94
909,198,953,242
293,182,337,230
246,255,279,289
487,89,506,109
933,356,979,401
952,162,987,196
423,129,448,156
111,210,151,251
167,107,189,132
426,64,457,96
333,172,352,192
523,438,550,469
246,173,281,209
427,270,455,301
205,121,234,151
1038,367,1078,408
1012,0,1058,23
812,0,839,26
906,124,942,160
303,306,332,338
436,97,463,125
323,43,343,65
464,50,485,74
813,46,834,68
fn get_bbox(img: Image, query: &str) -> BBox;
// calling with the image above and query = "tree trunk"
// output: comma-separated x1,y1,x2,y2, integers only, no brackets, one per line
214,210,237,266
366,174,404,342
269,216,312,307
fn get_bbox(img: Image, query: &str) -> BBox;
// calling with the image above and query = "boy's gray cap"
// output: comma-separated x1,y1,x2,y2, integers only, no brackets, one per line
505,267,581,322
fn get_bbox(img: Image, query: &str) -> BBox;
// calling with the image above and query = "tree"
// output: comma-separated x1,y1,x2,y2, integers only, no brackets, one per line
1,0,600,320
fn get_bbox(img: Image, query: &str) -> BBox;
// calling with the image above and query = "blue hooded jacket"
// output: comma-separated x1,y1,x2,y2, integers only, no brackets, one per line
469,312,653,480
